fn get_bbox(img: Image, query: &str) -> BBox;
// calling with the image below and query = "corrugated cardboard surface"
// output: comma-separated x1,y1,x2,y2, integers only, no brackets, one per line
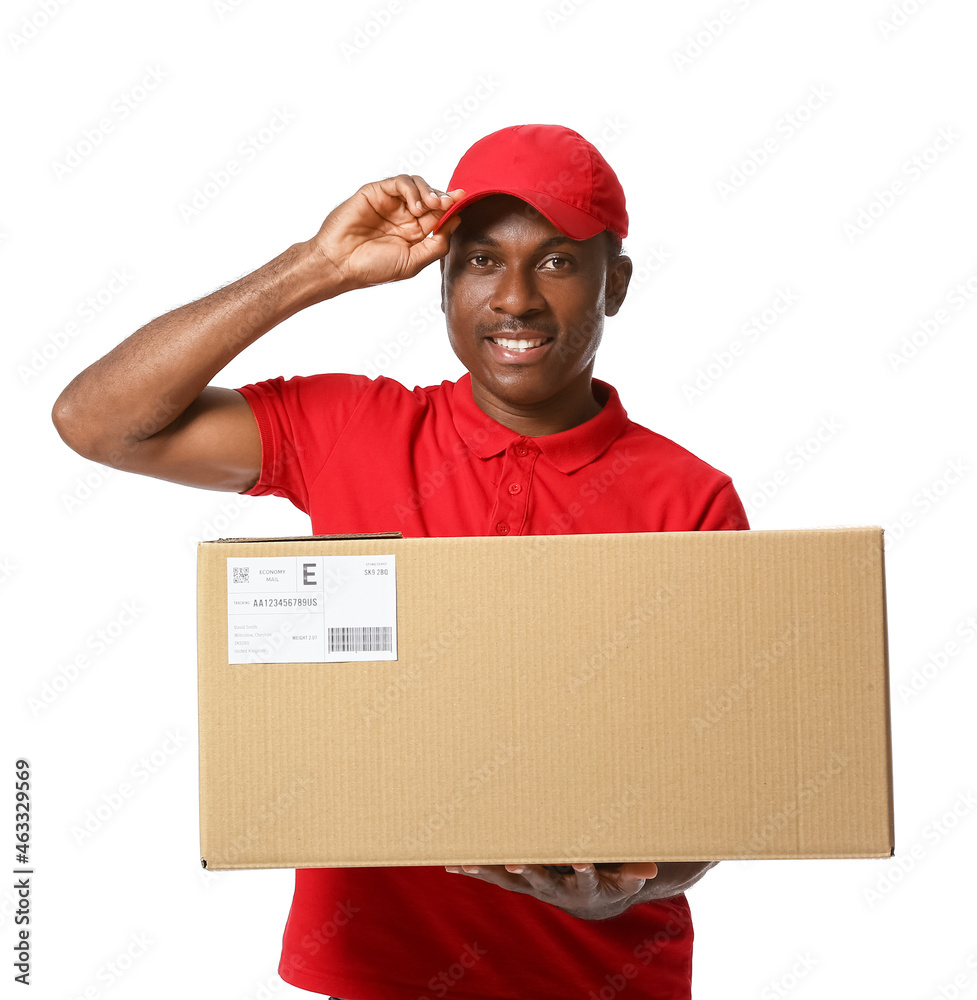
197,527,893,869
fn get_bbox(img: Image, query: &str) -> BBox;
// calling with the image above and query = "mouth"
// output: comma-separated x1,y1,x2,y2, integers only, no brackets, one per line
489,335,551,351
485,334,554,360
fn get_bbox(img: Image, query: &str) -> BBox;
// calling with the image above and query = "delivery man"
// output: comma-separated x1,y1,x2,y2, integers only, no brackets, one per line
53,124,749,1000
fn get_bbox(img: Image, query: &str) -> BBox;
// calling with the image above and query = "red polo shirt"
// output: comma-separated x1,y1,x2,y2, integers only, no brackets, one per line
237,371,749,1000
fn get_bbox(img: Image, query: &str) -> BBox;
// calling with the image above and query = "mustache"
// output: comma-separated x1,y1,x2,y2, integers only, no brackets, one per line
475,321,558,337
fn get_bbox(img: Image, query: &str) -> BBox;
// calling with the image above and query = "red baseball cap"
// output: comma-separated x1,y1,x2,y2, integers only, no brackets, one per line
432,124,628,240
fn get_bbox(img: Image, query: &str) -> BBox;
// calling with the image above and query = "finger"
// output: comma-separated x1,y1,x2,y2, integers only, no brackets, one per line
578,863,651,899
427,188,466,223
375,175,434,217
415,182,465,213
608,864,653,899
621,862,659,880
572,864,601,892
450,865,528,892
410,175,448,213
399,179,465,222
398,174,447,215
439,187,466,209
444,864,489,879
615,861,658,879
405,215,461,273
504,864,559,893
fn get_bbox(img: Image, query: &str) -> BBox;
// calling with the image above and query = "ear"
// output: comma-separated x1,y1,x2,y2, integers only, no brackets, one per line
604,255,632,317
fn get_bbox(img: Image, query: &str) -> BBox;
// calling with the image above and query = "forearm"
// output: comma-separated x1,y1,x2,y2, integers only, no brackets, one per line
52,239,338,461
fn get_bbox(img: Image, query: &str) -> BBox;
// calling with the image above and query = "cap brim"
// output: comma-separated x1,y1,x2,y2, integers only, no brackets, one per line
432,188,607,241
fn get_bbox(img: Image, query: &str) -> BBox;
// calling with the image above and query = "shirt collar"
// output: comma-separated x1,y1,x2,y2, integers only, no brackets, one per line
449,371,630,473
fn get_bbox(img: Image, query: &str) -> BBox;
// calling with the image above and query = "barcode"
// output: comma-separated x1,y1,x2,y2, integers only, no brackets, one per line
232,566,249,584
327,626,393,654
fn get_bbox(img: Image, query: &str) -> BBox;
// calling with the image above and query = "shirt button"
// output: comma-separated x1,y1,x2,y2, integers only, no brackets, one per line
515,445,528,457
507,483,522,495
496,521,510,535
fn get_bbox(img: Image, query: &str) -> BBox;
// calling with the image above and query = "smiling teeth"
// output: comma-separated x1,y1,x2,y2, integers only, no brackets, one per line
492,337,545,351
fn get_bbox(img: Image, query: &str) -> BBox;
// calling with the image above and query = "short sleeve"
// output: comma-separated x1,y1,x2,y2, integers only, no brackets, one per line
696,479,751,531
235,373,373,513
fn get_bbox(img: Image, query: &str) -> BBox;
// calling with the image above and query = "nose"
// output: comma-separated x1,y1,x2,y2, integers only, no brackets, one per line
488,264,546,317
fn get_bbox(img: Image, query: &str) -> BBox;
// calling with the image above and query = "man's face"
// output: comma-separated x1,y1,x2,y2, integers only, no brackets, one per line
441,195,630,429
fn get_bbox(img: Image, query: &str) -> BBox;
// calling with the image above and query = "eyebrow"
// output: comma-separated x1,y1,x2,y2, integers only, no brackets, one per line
464,234,576,251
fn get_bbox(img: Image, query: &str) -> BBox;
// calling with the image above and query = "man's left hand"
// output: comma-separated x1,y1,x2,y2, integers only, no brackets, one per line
443,862,660,921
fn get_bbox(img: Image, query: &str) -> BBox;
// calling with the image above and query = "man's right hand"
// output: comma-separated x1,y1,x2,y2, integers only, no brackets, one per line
308,175,464,294
52,175,464,493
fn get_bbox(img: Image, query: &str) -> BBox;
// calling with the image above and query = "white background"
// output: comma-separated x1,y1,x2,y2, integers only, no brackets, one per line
3,0,976,997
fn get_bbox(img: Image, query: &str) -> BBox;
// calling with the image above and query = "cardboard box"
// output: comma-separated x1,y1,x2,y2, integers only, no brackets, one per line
196,527,893,870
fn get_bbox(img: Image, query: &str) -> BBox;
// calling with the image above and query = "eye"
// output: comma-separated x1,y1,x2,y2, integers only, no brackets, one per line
542,255,572,271
468,254,492,268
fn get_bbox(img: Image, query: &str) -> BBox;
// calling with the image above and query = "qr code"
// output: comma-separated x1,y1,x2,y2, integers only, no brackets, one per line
232,566,249,584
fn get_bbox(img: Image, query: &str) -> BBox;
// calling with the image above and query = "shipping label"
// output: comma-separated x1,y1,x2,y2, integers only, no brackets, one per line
225,555,396,663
